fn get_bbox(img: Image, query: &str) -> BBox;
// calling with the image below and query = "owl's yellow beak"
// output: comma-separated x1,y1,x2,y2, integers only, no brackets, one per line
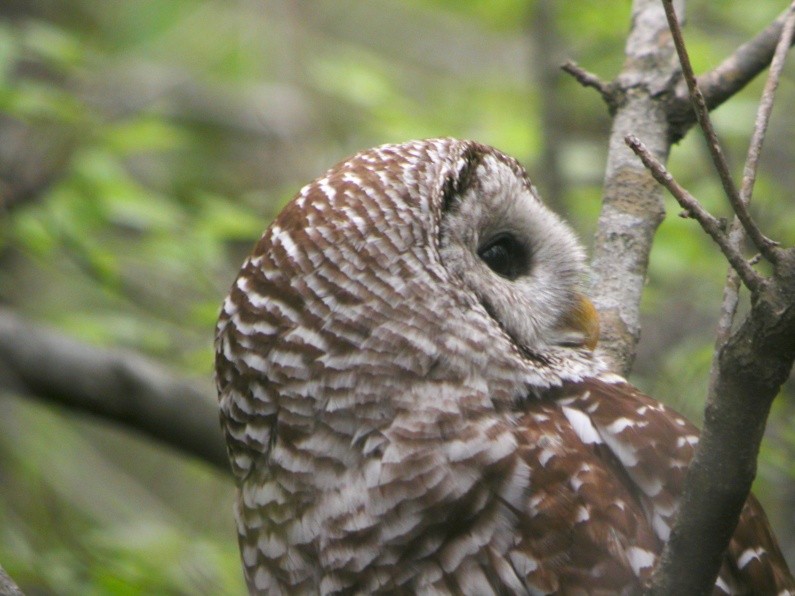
557,293,600,351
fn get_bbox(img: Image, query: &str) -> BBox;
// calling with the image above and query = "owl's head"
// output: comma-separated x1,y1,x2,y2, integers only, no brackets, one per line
218,139,600,432
257,138,596,355
435,142,598,355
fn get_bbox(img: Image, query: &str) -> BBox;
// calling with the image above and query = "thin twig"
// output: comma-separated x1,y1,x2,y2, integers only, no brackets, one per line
561,60,613,104
740,1,795,207
625,135,763,293
661,0,779,263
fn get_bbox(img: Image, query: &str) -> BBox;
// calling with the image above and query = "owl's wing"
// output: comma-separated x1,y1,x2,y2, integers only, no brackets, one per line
510,396,660,593
516,377,793,594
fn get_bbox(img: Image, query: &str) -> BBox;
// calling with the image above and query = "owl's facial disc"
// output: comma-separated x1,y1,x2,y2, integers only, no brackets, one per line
439,149,596,354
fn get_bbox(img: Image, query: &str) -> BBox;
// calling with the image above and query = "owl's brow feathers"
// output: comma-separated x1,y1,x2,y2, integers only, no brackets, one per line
439,142,532,216
440,145,484,214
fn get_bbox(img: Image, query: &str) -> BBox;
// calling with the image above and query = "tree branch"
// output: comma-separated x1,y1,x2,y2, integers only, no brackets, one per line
0,564,23,596
708,0,795,401
662,0,779,262
668,6,795,140
621,141,794,590
740,2,795,210
560,60,615,106
625,135,763,293
588,0,682,375
642,3,795,593
646,247,795,595
0,308,229,474
587,0,794,375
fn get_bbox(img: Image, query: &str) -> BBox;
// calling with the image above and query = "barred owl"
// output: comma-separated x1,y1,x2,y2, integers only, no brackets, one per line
215,138,794,594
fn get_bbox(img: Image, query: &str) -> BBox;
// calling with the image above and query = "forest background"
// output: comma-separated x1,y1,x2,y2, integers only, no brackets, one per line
0,1,793,593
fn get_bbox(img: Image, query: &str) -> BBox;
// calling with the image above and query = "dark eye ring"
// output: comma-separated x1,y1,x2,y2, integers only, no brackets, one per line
477,233,528,280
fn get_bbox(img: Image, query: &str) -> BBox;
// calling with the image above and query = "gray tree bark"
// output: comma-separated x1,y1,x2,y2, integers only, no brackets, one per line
589,0,682,375
0,564,23,596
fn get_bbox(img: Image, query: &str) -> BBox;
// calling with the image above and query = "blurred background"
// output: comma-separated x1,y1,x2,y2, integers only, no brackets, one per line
0,0,793,593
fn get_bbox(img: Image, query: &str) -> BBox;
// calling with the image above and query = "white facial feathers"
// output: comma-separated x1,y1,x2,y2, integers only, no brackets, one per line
438,149,587,354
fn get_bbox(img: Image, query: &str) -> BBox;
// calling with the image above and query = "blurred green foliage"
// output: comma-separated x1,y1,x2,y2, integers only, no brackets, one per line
0,1,793,593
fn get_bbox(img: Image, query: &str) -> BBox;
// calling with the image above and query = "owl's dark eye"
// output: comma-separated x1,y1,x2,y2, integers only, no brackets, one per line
477,233,528,280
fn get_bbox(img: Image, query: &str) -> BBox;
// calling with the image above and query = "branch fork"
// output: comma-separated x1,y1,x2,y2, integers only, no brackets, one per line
625,135,765,295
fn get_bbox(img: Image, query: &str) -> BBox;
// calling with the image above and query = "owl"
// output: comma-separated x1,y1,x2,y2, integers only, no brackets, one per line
214,138,794,594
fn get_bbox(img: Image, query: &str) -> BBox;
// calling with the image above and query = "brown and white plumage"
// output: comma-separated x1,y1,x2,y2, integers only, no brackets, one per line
215,138,794,594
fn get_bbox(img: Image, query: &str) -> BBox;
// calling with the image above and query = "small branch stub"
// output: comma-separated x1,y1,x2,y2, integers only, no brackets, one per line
561,60,616,107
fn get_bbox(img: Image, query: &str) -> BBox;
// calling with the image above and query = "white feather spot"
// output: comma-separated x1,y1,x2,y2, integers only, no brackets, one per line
439,536,480,574
528,495,544,513
652,512,671,541
284,325,329,350
249,483,285,507
598,432,639,467
253,566,272,591
538,448,555,467
455,561,494,594
715,575,731,593
634,474,663,498
562,406,602,445
269,349,306,370
238,291,271,313
258,533,286,558
269,224,284,240
222,294,238,316
598,372,627,384
233,316,278,336
446,439,486,463
483,430,517,464
500,459,531,511
626,546,656,576
242,543,257,567
234,453,252,472
318,178,337,201
605,417,635,434
240,351,270,373
737,546,765,569
508,551,538,576
275,230,300,261
653,499,678,518
675,435,699,448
